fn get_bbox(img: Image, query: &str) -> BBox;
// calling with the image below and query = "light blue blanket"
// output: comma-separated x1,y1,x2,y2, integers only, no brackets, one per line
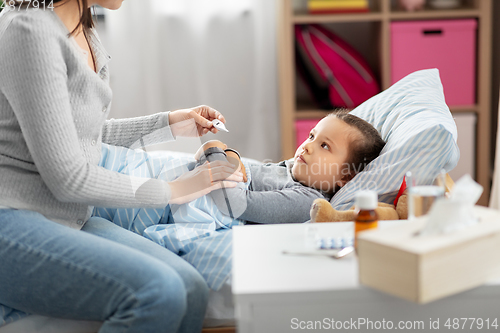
0,144,248,327
93,144,252,291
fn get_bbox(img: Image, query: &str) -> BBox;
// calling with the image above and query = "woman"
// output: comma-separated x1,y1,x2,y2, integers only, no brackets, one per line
0,0,242,332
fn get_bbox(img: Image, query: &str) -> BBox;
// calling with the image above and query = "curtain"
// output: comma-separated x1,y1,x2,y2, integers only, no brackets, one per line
103,0,280,162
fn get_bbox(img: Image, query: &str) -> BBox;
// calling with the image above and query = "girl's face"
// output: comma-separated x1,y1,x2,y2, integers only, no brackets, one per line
88,0,124,10
292,116,359,193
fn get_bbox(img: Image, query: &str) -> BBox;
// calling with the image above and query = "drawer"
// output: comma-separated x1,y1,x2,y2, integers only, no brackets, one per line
391,19,477,106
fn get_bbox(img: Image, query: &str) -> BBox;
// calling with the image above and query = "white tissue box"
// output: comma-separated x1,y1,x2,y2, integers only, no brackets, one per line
357,206,500,304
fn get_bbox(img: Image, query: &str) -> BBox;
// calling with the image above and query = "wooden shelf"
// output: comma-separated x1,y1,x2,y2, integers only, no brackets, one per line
449,105,479,113
294,12,383,23
294,8,481,23
292,6,482,24
277,0,492,205
389,8,481,20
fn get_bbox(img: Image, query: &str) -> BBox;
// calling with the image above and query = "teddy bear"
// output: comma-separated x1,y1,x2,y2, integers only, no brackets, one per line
310,191,408,222
309,172,455,222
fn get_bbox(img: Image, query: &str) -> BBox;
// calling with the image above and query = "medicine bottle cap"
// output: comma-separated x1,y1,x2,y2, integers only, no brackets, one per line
355,190,378,210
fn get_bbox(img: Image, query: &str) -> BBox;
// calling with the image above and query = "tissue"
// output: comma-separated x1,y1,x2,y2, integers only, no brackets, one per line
418,174,483,236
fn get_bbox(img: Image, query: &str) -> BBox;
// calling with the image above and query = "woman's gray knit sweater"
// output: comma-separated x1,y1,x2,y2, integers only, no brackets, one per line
0,8,175,228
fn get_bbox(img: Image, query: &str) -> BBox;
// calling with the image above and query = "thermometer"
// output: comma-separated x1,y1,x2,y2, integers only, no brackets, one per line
212,119,229,132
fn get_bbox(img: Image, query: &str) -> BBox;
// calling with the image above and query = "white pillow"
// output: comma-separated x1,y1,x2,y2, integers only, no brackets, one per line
331,68,459,209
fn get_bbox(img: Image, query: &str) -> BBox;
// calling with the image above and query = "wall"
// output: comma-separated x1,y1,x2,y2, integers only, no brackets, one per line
95,1,500,169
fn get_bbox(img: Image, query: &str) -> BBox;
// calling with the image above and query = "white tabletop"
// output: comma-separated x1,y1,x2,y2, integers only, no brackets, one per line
232,220,500,296
233,221,399,296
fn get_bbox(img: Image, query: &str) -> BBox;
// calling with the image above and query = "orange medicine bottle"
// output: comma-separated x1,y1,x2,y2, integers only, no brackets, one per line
354,190,378,250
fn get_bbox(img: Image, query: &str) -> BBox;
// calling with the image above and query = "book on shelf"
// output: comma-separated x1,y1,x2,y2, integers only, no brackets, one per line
309,8,370,14
308,0,369,14
308,0,368,9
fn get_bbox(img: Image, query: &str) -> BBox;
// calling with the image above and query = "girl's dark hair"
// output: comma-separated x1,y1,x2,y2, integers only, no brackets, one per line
329,109,385,176
13,0,95,35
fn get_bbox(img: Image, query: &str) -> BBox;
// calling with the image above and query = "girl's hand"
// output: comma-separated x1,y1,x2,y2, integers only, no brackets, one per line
168,160,243,205
169,105,226,137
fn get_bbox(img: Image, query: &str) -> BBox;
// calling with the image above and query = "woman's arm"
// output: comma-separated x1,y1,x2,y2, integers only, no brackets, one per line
101,113,175,149
101,106,226,149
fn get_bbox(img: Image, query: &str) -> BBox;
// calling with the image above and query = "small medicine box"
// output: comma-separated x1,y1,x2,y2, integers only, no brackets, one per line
357,206,500,304
295,119,320,148
391,19,477,106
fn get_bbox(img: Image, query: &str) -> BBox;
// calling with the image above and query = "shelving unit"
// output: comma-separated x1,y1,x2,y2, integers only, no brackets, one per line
277,0,492,205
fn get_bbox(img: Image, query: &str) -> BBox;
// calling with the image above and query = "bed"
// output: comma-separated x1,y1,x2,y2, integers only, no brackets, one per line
0,69,459,332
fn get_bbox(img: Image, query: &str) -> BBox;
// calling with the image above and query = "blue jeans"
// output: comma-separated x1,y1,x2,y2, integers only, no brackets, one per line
0,209,209,333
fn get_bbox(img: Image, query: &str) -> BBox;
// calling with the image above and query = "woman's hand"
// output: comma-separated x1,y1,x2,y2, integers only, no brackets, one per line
168,160,243,205
169,105,226,137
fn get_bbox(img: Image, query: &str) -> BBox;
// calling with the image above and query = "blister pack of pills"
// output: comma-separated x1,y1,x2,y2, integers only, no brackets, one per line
304,224,354,250
315,236,354,250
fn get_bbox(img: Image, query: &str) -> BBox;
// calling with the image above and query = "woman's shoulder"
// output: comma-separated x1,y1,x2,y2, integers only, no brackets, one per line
0,8,66,40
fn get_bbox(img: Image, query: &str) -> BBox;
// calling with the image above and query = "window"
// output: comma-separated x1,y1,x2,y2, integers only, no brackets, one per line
155,0,251,17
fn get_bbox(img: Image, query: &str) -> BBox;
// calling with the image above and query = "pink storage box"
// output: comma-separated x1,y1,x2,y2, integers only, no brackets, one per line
295,119,320,149
391,19,477,106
